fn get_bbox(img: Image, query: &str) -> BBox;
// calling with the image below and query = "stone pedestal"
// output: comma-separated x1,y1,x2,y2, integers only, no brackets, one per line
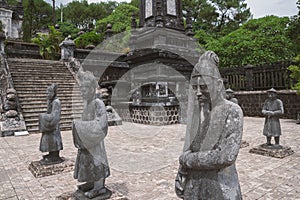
0,119,26,137
28,158,74,178
73,189,112,200
249,144,294,158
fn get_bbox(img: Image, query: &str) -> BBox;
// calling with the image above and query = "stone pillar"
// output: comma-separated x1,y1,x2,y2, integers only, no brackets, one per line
0,31,6,54
59,36,75,61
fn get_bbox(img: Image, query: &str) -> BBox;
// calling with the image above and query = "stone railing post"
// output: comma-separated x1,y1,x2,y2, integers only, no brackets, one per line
59,36,75,61
244,64,254,90
0,31,6,54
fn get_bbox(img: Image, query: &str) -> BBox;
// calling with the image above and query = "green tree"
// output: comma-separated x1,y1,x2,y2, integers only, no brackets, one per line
61,1,117,32
74,31,103,48
96,3,138,35
32,26,63,60
288,55,300,94
184,0,251,45
206,16,295,67
286,0,300,54
23,0,52,42
58,21,80,38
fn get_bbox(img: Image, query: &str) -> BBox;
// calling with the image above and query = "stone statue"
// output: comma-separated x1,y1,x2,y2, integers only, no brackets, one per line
39,84,63,165
175,51,243,199
72,69,111,199
262,88,284,148
225,88,238,104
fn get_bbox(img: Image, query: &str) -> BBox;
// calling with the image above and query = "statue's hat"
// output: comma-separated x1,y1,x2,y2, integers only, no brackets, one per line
267,88,277,93
226,88,234,93
192,51,220,79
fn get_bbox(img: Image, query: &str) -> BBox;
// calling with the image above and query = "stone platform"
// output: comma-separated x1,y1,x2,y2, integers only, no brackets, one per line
57,188,127,200
249,144,294,158
28,158,74,178
0,117,299,199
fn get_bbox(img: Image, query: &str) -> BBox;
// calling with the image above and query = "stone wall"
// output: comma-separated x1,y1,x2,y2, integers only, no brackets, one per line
236,90,300,119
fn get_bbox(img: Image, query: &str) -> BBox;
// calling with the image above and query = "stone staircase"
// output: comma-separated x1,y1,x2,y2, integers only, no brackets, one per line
7,58,83,133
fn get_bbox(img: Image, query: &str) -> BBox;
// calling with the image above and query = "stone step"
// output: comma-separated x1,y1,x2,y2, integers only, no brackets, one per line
11,72,74,77
14,83,79,86
9,66,68,71
21,106,83,113
21,102,83,108
8,58,83,133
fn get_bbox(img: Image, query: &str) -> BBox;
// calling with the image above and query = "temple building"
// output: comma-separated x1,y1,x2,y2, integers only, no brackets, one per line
111,0,200,125
0,0,23,39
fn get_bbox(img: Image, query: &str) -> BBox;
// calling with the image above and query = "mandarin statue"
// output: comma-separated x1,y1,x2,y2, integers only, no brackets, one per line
175,51,243,199
225,88,238,104
72,69,111,199
262,88,284,148
39,83,63,165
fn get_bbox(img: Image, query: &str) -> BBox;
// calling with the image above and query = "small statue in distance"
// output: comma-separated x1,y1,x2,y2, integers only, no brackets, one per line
262,88,284,148
72,69,111,199
225,88,238,104
39,83,63,165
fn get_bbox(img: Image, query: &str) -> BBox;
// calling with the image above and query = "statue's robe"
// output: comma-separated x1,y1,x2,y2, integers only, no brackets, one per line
39,98,63,152
73,98,110,182
262,98,284,137
179,87,243,200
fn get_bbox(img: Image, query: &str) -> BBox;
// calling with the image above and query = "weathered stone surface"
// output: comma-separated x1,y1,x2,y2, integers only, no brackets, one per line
0,119,26,137
73,69,111,199
28,158,74,178
5,110,18,118
240,140,249,148
57,188,128,200
176,51,244,199
39,83,63,165
73,189,112,200
249,144,294,158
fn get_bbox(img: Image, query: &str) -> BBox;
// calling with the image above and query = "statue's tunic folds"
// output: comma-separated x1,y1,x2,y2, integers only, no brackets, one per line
39,98,63,152
73,98,110,182
262,98,284,137
181,88,243,200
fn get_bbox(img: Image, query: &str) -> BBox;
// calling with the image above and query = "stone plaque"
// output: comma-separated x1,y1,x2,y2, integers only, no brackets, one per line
167,0,176,16
145,0,153,18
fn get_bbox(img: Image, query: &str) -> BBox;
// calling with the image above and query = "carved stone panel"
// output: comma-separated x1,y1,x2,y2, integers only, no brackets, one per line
145,0,153,18
167,0,176,16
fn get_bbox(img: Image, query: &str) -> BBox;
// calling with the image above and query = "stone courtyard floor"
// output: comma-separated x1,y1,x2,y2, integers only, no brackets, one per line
0,117,299,200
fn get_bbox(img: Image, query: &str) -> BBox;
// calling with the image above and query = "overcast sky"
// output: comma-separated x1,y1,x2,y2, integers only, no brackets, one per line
48,0,299,19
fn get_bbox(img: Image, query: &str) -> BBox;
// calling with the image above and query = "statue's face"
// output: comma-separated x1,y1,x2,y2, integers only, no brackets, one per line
191,75,211,104
47,88,55,100
226,92,234,99
80,83,95,101
268,92,277,99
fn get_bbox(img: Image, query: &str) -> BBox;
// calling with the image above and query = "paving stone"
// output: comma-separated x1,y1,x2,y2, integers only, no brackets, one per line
0,117,298,199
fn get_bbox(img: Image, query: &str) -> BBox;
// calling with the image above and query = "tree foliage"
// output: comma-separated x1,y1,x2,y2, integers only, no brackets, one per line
206,16,295,67
60,0,118,32
184,0,251,44
288,55,300,94
22,0,52,42
32,26,63,60
58,21,80,38
96,3,138,35
74,31,103,49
